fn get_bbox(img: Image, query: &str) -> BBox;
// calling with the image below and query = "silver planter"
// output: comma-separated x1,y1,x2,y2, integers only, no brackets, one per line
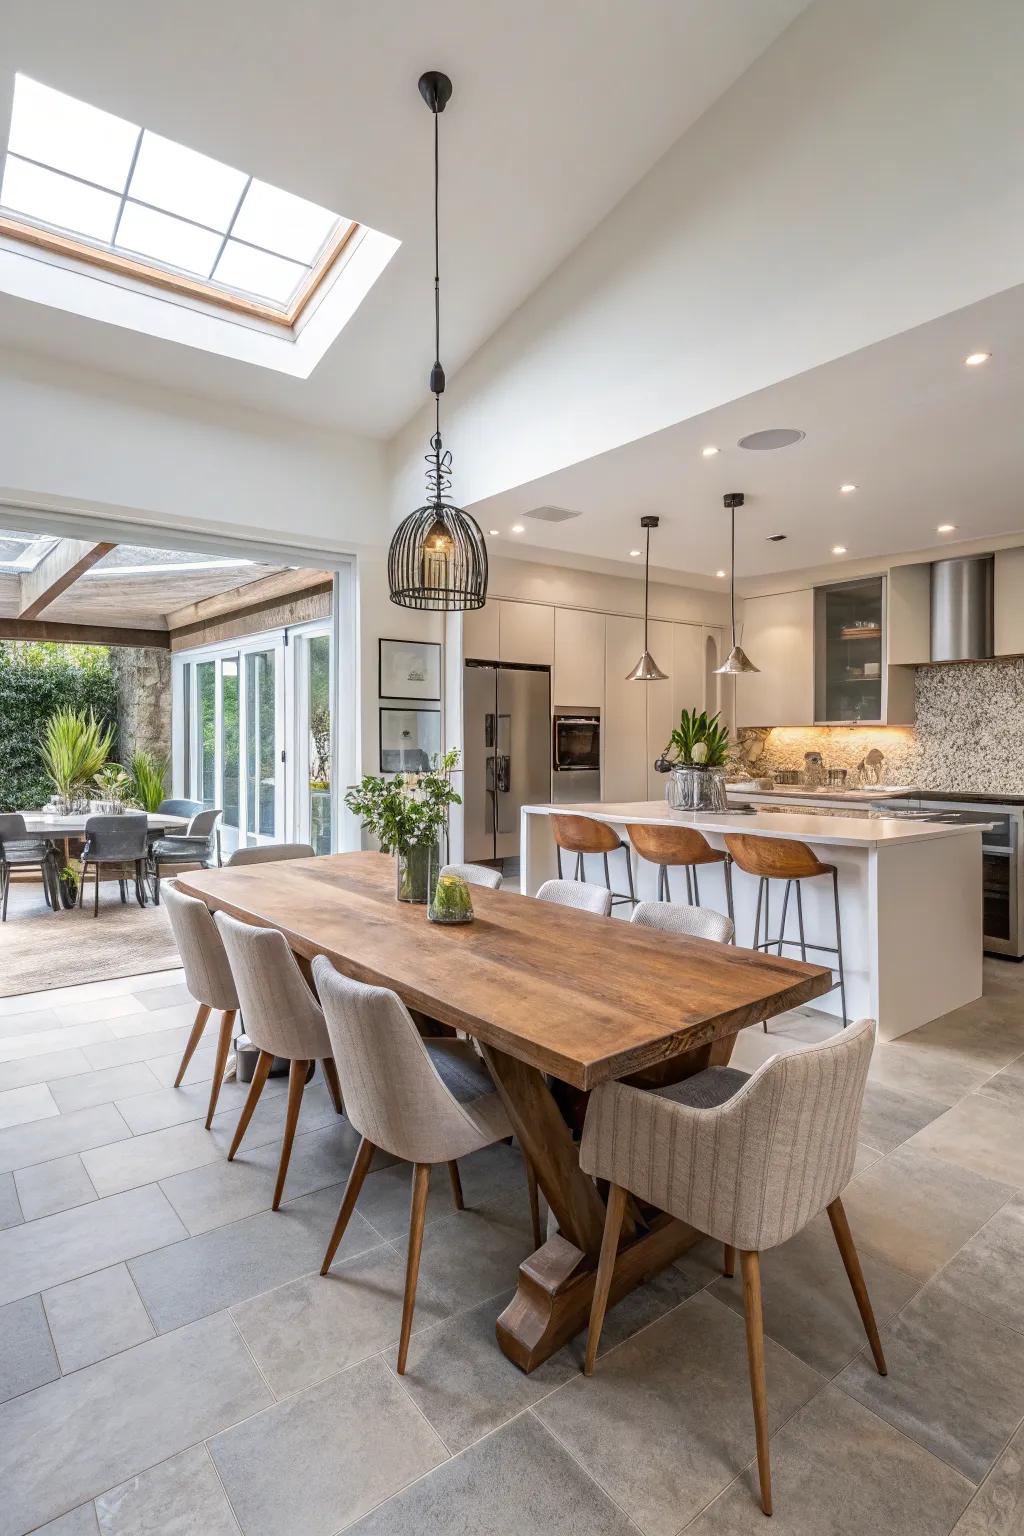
666,765,729,813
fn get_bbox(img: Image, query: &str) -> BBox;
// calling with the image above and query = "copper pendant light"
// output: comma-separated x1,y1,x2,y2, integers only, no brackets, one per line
715,492,759,674
626,516,668,682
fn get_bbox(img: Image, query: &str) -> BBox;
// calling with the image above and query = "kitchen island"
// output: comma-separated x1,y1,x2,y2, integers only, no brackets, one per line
521,801,988,1039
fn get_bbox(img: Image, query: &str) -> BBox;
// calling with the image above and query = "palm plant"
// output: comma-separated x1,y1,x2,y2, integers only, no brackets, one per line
129,750,168,812
39,706,114,805
664,708,732,768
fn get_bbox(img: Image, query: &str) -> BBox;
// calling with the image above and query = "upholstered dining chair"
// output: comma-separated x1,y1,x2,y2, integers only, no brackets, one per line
630,899,735,944
162,882,239,1128
79,814,149,914
226,843,316,866
311,955,542,1372
439,861,503,890
536,878,612,916
0,814,61,920
580,1018,883,1517
214,912,344,1209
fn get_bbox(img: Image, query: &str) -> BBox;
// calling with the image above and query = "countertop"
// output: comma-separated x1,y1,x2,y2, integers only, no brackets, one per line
728,785,1024,808
523,801,992,847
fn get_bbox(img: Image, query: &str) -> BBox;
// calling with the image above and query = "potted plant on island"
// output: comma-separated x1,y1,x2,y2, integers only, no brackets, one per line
658,708,733,812
344,748,462,903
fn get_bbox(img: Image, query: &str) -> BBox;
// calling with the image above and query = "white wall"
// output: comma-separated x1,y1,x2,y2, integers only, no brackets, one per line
390,0,1024,515
356,554,445,779
482,556,731,627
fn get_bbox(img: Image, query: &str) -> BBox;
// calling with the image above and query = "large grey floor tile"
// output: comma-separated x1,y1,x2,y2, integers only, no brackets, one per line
392,1189,536,1314
34,1506,99,1536
841,1145,1015,1281
348,1411,637,1536
0,1294,59,1404
354,1141,532,1243
838,1277,1024,1483
0,1170,23,1229
83,1025,195,1072
106,1003,197,1039
15,1153,98,1220
856,1080,948,1153
146,1043,218,1088
0,1008,62,1042
0,1022,115,1065
81,1121,233,1198
689,1384,972,1535
160,1119,363,1235
868,1034,998,1108
210,1355,447,1536
973,1059,1024,1111
232,1243,449,1397
136,982,193,1012
906,1008,1024,1074
129,1182,380,1332
950,1417,1024,1534
907,1096,1024,1187
535,1290,823,1536
0,1311,271,1536
0,1184,187,1306
0,1048,91,1093
709,1214,920,1377
0,1082,58,1130
933,1195,1024,1336
44,1263,155,1374
0,1104,130,1176
54,995,145,1027
95,1444,238,1535
115,1072,286,1136
50,1063,160,1114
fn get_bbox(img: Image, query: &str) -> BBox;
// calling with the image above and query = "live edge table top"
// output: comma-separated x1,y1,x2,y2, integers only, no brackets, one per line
179,851,831,1091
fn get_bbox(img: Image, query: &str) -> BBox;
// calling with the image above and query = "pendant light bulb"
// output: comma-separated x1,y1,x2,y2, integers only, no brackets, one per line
715,492,759,675
626,517,668,682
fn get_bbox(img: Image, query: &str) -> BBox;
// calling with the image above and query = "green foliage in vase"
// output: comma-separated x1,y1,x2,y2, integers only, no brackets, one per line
129,750,168,812
93,763,133,804
664,708,732,768
430,872,474,923
39,706,115,801
344,747,462,855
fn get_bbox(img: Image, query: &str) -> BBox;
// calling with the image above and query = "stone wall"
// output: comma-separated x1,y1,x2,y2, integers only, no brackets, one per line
734,658,1024,795
109,646,172,774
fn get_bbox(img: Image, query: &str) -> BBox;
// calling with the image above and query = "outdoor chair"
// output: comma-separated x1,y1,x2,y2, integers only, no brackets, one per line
0,813,61,921
79,813,150,915
149,808,222,904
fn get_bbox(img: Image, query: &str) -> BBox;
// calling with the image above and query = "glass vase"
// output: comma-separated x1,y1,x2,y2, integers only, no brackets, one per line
395,840,440,904
428,868,475,925
666,765,729,813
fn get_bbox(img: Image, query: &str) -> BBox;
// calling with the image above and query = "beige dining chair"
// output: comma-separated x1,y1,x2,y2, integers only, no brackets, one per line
536,878,612,916
214,911,344,1209
439,862,503,890
162,882,239,1128
631,899,735,944
226,843,316,866
311,955,542,1373
579,1018,883,1517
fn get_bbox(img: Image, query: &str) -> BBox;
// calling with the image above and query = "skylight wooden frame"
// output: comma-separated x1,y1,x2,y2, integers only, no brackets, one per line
0,209,361,328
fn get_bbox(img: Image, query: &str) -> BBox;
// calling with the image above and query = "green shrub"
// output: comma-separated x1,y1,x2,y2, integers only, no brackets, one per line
0,643,119,811
129,749,168,812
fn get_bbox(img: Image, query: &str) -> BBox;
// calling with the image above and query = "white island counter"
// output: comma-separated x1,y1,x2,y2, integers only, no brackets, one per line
521,801,987,1040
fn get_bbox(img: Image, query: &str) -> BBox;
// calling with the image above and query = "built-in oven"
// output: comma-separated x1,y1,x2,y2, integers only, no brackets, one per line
552,709,601,804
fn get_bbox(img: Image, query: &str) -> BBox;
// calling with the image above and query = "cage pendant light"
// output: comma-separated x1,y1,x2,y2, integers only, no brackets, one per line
388,72,488,612
715,492,759,674
626,516,668,681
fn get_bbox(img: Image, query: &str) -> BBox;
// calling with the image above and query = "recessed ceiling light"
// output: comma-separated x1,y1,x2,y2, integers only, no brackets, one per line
488,529,499,536
511,524,525,533
964,352,990,366
701,445,719,458
840,483,857,494
715,569,726,578
629,549,641,557
937,523,955,533
832,545,847,555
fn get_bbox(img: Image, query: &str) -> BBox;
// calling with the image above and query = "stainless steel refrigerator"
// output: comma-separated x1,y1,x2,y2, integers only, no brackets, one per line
463,661,551,863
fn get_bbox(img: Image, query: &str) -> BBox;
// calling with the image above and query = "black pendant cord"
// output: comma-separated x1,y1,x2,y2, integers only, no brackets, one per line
729,506,737,645
644,522,651,649
432,102,443,490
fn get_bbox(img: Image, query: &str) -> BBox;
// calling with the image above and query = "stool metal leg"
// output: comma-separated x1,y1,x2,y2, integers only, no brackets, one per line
776,880,792,957
795,880,808,962
575,851,584,881
657,864,665,901
692,867,701,906
602,851,611,891
832,868,848,1027
624,848,637,906
685,866,694,905
724,857,735,929
556,846,564,880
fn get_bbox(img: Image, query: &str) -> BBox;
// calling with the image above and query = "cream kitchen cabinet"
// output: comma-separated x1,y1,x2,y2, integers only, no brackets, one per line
604,615,648,801
735,589,814,727
553,607,606,706
498,601,554,666
995,547,1024,657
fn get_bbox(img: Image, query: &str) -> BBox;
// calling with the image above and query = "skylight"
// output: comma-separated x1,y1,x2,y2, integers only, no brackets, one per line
0,75,356,320
0,532,60,574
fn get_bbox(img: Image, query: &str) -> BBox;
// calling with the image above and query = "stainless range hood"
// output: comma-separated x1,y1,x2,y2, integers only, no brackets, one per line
930,555,994,662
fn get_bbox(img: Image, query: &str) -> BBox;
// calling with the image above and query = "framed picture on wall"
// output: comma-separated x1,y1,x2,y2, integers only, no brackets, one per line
379,707,442,774
379,638,442,701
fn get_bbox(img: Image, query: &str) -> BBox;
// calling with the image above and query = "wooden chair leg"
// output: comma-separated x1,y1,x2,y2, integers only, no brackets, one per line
447,1159,464,1211
174,1003,212,1088
321,1136,376,1274
740,1250,772,1517
204,1010,236,1129
526,1156,543,1249
272,1059,308,1210
321,1056,344,1115
397,1163,431,1374
723,1243,735,1278
827,1197,887,1375
228,1049,273,1160
584,1182,628,1376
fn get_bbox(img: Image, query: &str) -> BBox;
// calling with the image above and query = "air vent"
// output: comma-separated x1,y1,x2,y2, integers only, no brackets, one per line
767,533,787,542
523,505,582,523
738,429,806,451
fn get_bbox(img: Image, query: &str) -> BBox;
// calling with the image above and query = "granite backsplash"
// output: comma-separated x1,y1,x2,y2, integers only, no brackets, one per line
734,658,1024,795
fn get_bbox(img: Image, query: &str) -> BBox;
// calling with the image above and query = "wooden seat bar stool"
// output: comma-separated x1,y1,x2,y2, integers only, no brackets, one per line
724,833,848,1028
550,813,636,909
626,823,734,924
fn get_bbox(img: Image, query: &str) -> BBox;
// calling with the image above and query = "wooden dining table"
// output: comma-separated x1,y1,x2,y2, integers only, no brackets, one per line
179,850,832,1372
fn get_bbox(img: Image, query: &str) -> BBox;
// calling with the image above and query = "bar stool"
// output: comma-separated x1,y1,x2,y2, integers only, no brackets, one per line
724,833,848,1028
550,814,636,908
626,823,734,925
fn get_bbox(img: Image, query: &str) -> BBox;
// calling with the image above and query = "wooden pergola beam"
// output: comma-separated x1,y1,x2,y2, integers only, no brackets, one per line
0,618,169,649
18,539,117,619
163,567,333,631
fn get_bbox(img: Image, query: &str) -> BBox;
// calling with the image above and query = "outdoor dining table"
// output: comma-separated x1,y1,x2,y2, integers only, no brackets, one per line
20,811,190,907
179,849,831,1372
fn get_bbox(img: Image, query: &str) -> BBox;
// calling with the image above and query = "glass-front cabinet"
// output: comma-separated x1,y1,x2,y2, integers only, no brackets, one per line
814,576,886,724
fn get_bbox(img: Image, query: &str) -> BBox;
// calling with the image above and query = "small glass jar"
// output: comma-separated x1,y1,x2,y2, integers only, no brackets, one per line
428,870,475,925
